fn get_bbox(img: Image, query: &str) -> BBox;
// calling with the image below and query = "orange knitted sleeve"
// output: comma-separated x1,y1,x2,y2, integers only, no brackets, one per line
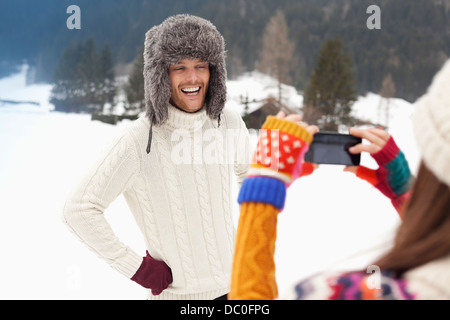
229,202,280,300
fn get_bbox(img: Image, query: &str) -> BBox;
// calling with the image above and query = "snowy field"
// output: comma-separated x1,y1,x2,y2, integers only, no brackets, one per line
0,66,421,299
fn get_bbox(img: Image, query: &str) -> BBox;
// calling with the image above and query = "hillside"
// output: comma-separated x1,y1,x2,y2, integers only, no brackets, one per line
1,0,449,101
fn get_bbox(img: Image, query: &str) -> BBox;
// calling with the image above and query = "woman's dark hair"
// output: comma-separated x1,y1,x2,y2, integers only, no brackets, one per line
374,161,450,275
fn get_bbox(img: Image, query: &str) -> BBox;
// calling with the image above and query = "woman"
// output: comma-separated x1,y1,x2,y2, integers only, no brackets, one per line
229,59,450,300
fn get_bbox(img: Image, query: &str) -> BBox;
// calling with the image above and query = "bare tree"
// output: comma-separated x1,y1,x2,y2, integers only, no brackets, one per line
258,9,295,106
379,74,396,128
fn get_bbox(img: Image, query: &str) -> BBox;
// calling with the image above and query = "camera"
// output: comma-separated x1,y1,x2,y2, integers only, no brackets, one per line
304,132,361,166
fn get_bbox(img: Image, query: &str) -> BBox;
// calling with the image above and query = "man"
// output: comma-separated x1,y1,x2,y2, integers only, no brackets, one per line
63,14,249,300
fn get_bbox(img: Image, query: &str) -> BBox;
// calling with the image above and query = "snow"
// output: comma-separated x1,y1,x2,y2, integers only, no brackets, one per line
226,71,303,114
0,66,420,299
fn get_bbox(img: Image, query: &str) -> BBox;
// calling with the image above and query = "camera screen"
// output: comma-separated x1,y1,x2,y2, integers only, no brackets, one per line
304,133,361,166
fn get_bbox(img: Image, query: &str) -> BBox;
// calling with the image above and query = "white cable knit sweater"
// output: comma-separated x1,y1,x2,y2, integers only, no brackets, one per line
62,105,249,299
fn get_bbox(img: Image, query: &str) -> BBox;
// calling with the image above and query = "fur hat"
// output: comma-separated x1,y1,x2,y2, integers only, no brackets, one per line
143,14,227,126
412,59,450,188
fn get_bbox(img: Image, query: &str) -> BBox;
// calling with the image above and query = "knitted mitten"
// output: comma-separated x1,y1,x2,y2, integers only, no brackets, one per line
300,161,316,178
248,116,313,184
355,136,412,213
131,251,173,295
239,116,313,209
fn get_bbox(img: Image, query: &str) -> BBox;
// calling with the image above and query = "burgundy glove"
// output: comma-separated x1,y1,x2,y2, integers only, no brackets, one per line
131,251,173,295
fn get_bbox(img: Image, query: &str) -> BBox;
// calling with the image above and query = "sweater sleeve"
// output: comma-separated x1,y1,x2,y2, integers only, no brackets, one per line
229,202,280,300
232,111,251,188
62,132,143,278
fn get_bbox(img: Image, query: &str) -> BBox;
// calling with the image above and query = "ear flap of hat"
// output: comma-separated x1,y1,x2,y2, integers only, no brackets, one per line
205,59,227,121
143,25,171,125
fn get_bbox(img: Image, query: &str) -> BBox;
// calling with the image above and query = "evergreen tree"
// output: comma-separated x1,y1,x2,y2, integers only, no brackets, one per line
50,38,116,113
125,47,145,113
50,41,85,112
77,38,99,107
304,38,357,131
98,44,117,112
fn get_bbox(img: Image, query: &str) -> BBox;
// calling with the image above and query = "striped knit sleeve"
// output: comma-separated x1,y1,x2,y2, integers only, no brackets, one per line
355,136,413,216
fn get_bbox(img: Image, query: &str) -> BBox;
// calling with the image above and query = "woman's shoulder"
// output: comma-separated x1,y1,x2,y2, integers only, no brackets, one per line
281,269,415,300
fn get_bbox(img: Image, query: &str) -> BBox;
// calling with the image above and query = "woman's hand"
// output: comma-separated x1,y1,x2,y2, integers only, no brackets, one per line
343,126,412,213
344,127,391,174
348,127,391,155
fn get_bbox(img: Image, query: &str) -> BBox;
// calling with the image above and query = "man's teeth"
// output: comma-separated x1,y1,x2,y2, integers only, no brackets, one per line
181,87,200,95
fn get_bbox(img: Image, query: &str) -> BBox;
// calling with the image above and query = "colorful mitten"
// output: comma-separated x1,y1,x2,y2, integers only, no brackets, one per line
299,161,316,178
131,251,173,295
355,136,412,214
238,116,313,210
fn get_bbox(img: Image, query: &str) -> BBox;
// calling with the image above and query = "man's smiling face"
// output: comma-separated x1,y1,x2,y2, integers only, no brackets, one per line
169,59,210,113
